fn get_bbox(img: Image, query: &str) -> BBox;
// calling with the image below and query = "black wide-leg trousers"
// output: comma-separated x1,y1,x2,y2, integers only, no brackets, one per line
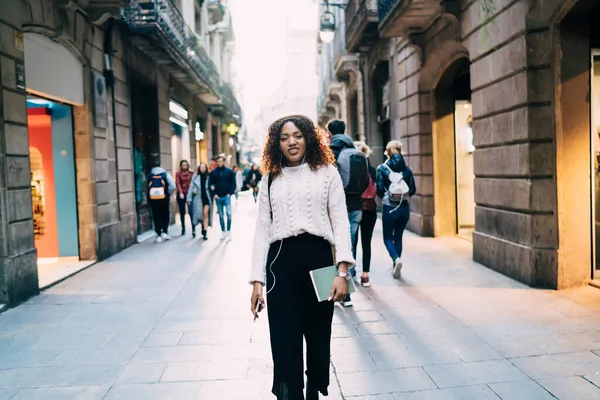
266,233,335,400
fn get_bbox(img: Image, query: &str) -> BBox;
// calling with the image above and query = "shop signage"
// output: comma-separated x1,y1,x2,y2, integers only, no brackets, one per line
15,62,25,91
226,123,238,136
93,71,108,129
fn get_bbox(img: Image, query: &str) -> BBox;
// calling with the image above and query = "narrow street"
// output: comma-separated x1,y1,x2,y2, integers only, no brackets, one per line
1,193,600,399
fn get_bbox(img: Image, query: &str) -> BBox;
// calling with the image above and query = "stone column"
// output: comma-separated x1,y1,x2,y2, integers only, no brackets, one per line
0,3,39,304
206,112,213,159
355,67,366,142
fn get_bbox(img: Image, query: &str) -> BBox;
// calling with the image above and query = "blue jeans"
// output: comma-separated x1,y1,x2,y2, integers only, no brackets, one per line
215,195,232,232
348,209,362,277
382,203,410,262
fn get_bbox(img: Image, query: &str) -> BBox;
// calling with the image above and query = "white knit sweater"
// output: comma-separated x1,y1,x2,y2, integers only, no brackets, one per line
249,163,355,285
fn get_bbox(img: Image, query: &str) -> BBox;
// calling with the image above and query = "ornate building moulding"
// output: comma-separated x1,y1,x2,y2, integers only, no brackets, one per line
334,54,360,82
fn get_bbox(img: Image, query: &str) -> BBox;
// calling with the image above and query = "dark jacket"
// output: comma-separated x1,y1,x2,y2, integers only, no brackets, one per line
245,169,262,187
376,154,416,202
329,133,361,211
209,166,236,198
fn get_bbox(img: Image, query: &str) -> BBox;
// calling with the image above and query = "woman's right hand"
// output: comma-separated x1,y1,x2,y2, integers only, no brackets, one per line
250,282,265,318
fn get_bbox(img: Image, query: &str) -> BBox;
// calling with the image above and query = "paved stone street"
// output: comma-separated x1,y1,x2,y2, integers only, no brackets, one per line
2,194,600,399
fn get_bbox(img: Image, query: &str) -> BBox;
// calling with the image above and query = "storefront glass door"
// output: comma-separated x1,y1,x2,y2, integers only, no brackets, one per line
591,51,600,277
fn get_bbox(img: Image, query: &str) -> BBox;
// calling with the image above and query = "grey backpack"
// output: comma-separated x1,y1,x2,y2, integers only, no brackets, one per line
337,147,370,195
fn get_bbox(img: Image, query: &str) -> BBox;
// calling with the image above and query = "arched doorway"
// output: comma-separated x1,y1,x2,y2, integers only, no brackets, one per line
431,57,473,237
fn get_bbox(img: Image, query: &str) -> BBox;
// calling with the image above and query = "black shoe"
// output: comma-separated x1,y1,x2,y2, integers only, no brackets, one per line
341,294,353,307
181,229,186,236
192,231,196,238
202,230,208,240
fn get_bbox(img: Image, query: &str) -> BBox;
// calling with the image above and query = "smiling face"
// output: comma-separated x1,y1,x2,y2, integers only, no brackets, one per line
280,121,306,167
180,161,189,171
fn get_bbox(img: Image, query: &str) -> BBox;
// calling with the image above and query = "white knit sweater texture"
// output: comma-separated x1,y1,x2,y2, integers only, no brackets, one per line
249,163,355,285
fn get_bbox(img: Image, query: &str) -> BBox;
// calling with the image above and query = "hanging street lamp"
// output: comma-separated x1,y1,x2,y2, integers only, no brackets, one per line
319,10,336,43
318,1,347,44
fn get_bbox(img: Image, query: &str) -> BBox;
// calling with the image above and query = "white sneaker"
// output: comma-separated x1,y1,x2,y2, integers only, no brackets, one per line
220,232,227,241
161,233,171,241
155,236,163,243
392,258,403,279
225,232,232,242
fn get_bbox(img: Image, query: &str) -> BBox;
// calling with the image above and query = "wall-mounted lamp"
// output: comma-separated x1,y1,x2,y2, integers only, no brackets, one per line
319,2,347,44
319,11,336,44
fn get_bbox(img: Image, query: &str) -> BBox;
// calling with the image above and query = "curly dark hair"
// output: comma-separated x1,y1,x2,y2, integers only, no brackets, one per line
261,115,334,177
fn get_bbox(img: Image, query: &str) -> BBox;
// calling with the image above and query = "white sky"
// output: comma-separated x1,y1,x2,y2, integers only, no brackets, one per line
227,0,318,123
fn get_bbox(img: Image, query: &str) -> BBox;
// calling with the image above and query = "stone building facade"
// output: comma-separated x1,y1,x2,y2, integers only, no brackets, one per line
0,0,241,306
318,0,600,290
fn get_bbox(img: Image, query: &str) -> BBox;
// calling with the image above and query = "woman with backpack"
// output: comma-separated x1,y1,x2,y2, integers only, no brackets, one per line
250,115,354,400
376,140,416,279
245,163,262,203
187,163,212,240
354,142,377,287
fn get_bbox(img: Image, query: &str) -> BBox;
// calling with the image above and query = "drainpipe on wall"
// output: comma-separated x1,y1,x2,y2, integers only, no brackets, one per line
103,18,122,219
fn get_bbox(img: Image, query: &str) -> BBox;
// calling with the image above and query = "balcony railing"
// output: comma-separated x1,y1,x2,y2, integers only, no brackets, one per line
123,0,222,96
345,0,378,51
220,83,242,118
378,0,400,25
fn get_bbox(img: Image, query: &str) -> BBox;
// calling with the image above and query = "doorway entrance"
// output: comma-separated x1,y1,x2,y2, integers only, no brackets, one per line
130,72,159,238
372,61,390,162
432,58,474,238
22,32,95,289
592,50,600,279
26,97,88,288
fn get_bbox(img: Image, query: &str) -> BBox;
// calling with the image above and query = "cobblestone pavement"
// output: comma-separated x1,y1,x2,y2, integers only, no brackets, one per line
2,193,600,399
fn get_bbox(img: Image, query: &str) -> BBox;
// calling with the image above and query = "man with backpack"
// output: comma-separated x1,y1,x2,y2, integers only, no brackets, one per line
328,120,370,307
147,159,177,243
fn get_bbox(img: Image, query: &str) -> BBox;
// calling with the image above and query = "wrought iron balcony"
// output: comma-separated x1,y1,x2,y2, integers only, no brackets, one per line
377,0,441,38
207,0,225,24
219,83,242,118
345,0,379,53
122,0,222,98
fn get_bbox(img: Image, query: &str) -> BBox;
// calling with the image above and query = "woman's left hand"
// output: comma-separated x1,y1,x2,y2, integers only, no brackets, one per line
328,277,348,302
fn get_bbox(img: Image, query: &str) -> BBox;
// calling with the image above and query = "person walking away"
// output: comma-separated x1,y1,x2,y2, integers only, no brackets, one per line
250,115,354,400
328,120,369,306
245,164,262,203
209,156,236,241
233,165,244,203
176,160,193,236
187,163,212,240
147,159,176,242
376,140,416,278
353,142,378,287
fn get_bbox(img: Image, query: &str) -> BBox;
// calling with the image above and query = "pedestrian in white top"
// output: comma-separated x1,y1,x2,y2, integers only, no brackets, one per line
233,165,243,203
250,115,354,400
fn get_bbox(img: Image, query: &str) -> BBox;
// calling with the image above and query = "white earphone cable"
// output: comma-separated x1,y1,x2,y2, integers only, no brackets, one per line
265,152,307,295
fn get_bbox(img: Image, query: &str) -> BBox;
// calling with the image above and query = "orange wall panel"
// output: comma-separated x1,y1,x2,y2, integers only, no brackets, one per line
28,112,58,258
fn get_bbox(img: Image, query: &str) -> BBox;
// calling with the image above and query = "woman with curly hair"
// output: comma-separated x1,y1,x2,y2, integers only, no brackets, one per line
249,115,354,400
